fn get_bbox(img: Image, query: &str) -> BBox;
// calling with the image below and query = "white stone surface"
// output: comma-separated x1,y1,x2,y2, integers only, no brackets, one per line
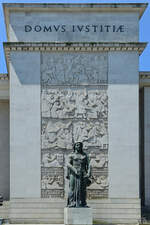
108,51,139,198
10,52,41,198
0,101,9,200
64,207,92,225
9,12,139,42
144,87,150,206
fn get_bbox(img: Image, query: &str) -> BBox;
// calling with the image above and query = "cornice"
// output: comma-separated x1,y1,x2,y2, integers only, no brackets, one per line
140,71,150,79
0,74,9,81
4,42,147,58
140,71,150,88
3,3,147,18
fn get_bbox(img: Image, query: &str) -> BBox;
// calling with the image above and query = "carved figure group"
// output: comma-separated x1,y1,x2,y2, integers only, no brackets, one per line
42,119,108,149
41,53,107,85
42,121,72,149
41,175,63,189
74,121,107,146
42,89,108,119
42,153,63,167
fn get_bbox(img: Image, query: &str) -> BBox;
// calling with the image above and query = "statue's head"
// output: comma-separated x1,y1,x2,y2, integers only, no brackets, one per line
74,142,83,153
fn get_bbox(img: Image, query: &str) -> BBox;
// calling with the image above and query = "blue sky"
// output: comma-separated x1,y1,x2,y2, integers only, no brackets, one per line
0,0,149,73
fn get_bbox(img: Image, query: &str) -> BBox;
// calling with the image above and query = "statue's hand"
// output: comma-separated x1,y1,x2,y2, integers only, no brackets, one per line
73,168,78,175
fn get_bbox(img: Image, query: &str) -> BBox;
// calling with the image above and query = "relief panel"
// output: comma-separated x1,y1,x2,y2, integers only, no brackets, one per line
87,169,108,198
41,88,108,120
41,120,72,150
41,152,64,167
41,52,108,199
87,153,108,198
41,53,107,85
73,121,108,148
41,167,64,198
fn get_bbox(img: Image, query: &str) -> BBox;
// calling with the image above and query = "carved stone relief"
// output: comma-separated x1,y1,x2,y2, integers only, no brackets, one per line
41,152,64,167
41,88,108,120
86,153,108,198
89,169,108,189
73,121,108,148
87,189,108,199
41,119,108,150
41,189,64,199
41,167,64,198
89,153,108,168
41,52,108,199
87,170,108,198
41,53,107,85
42,120,72,149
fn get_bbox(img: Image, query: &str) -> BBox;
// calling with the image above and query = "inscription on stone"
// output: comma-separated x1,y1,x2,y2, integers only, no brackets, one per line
25,24,125,33
10,11,138,42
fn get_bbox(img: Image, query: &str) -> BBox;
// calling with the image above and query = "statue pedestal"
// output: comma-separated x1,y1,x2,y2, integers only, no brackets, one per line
64,207,93,225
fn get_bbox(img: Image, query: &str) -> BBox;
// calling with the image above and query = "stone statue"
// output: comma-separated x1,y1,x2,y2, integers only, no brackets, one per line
66,142,91,207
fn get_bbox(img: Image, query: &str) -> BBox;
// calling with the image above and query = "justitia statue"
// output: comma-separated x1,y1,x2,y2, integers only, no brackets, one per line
66,142,91,207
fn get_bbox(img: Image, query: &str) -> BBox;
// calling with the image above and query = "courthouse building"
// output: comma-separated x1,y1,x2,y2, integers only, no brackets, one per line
0,3,150,224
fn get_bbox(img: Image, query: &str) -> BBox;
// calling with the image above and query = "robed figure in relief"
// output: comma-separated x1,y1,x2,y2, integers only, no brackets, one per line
66,142,91,207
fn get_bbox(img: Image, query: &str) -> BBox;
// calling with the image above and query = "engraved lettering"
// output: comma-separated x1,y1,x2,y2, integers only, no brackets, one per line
85,25,90,32
43,26,52,32
24,24,126,34
113,25,116,32
100,25,103,32
61,25,66,32
72,25,75,32
77,25,84,32
53,25,60,32
25,25,32,32
34,25,42,32
116,25,125,32
92,25,98,32
104,25,111,32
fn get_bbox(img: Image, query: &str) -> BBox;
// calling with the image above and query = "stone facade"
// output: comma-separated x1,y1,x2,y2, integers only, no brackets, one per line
0,2,149,224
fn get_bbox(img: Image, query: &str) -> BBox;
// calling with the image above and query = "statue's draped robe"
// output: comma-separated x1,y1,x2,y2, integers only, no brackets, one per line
67,152,90,207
